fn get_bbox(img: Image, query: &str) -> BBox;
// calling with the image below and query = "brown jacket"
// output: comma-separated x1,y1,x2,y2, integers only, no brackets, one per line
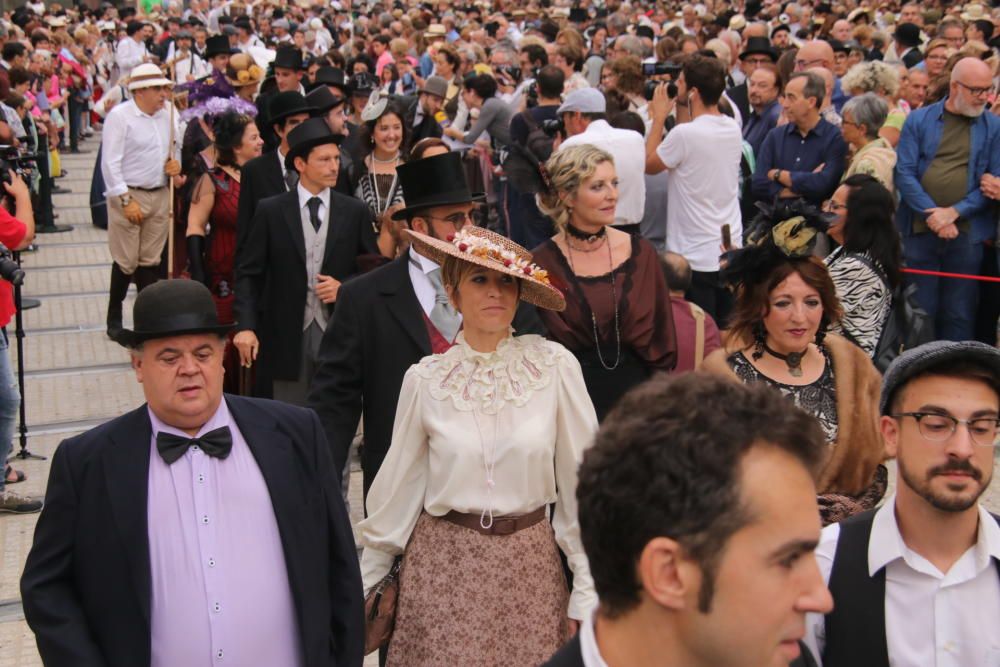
701,333,884,495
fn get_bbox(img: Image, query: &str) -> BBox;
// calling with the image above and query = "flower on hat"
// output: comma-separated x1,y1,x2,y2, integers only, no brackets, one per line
448,229,551,285
237,70,250,83
771,216,817,257
248,64,263,79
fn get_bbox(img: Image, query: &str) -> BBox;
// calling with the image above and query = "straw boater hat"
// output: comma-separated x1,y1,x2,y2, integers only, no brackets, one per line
226,52,264,88
961,3,989,21
127,63,173,91
404,226,566,311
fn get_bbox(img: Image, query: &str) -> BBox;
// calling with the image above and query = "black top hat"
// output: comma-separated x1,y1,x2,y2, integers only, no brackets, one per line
118,280,233,348
306,85,345,114
391,152,485,220
233,15,252,30
285,117,343,170
348,71,378,96
827,38,849,54
268,91,314,128
312,66,347,91
894,22,922,48
205,34,236,59
273,45,304,71
770,23,791,35
740,36,778,61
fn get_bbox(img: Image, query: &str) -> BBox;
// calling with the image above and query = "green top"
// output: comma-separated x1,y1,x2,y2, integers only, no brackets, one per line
882,109,906,132
917,109,973,233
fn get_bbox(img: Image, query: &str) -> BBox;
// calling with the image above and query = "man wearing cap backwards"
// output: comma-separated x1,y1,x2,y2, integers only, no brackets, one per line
803,341,1000,666
308,151,544,500
101,63,182,343
235,118,377,407
21,279,364,667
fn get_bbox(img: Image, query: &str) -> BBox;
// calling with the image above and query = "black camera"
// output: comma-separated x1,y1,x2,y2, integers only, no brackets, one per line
541,118,564,137
644,80,678,101
494,63,521,85
0,243,23,286
0,145,36,185
642,61,683,77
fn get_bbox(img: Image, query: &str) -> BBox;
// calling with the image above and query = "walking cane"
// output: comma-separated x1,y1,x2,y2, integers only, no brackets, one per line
167,88,176,278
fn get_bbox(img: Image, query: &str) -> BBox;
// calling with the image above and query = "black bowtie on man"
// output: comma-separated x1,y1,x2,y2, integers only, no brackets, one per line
21,279,364,667
307,151,544,500
234,118,379,407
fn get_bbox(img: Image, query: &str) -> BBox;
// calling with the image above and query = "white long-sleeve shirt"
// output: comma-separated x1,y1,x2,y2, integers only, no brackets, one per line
101,99,179,198
115,37,148,74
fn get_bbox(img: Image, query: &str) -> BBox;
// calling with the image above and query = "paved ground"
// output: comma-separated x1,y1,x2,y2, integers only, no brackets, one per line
0,141,996,666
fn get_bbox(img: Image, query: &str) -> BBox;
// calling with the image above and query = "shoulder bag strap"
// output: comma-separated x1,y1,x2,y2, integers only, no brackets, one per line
689,301,706,368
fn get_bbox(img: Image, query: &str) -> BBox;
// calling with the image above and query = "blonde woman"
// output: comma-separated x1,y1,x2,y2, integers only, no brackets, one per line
532,145,676,419
840,60,906,146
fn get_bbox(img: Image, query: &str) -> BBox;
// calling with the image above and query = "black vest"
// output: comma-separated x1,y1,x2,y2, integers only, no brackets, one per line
822,508,1000,667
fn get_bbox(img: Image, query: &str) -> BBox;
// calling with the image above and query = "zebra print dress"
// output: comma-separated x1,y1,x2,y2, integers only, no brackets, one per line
824,248,891,358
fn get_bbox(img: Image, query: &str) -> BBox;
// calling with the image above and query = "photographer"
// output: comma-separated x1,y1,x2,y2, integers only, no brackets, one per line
0,167,38,514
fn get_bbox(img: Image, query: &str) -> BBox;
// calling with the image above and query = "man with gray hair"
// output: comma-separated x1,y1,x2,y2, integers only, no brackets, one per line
752,71,848,206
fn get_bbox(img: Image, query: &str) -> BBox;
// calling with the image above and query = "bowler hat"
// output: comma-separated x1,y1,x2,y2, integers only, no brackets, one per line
306,85,345,114
418,75,448,99
312,65,347,91
391,152,485,220
205,34,236,58
740,36,778,61
285,117,343,170
118,280,233,348
273,45,304,71
268,91,314,127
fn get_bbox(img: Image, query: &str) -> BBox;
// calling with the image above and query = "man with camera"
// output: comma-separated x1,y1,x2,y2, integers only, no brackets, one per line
0,168,38,513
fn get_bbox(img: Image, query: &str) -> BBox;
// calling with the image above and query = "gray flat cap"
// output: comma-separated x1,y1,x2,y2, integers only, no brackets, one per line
879,340,1000,415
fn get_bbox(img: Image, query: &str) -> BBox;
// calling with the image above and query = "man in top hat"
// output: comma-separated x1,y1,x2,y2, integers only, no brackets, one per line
21,280,364,667
102,63,182,343
727,34,779,124
804,341,1000,666
257,45,306,150
306,85,354,195
307,151,544,500
234,118,378,407
202,33,235,79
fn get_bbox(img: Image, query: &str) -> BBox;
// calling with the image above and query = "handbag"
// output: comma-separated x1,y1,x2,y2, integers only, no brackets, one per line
364,557,402,655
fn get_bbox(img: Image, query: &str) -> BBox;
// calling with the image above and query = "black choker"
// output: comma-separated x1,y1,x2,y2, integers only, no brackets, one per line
763,343,807,377
565,223,606,243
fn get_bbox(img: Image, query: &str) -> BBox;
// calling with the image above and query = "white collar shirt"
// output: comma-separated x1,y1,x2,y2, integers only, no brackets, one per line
407,247,461,325
804,496,1000,667
100,99,178,197
116,36,148,73
579,611,610,667
296,183,330,229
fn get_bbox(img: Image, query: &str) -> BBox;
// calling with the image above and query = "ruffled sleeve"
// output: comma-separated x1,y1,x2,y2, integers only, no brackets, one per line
358,366,429,593
550,346,599,619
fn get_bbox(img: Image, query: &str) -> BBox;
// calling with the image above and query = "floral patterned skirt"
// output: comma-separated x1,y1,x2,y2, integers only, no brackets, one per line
387,512,570,667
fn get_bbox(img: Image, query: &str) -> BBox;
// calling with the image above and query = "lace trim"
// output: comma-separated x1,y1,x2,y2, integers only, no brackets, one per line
413,334,560,413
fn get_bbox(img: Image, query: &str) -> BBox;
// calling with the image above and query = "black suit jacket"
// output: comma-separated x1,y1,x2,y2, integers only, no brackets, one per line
236,149,287,260
541,634,820,667
20,396,364,667
727,81,750,125
234,188,378,380
307,252,545,493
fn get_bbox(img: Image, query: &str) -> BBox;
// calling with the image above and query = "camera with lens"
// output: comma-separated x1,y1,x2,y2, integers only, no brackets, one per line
0,145,36,185
644,79,679,101
0,243,23,286
541,118,564,137
493,63,521,87
642,61,683,78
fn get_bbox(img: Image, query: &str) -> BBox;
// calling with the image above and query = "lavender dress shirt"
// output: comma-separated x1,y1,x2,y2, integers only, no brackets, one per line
147,402,303,667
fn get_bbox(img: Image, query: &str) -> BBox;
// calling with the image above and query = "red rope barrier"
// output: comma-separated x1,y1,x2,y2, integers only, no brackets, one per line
902,268,1000,283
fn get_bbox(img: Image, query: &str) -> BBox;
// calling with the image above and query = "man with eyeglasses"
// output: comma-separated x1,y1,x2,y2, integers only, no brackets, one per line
894,57,1000,341
727,35,778,124
307,152,544,505
804,340,1000,667
793,41,848,112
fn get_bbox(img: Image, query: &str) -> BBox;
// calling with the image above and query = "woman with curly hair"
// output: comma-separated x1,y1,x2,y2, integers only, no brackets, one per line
840,60,907,146
702,201,886,525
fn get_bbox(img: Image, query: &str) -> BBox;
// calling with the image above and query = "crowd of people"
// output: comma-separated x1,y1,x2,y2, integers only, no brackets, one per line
0,0,998,665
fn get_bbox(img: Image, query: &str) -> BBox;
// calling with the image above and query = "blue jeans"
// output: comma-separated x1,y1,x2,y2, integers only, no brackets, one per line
903,231,984,341
0,330,19,491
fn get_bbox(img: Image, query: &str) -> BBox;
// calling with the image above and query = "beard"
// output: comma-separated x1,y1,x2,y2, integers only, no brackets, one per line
953,95,987,118
898,453,991,512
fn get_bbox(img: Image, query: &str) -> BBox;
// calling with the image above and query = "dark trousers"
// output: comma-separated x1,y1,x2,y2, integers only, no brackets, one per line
69,98,86,151
686,270,733,327
903,231,983,341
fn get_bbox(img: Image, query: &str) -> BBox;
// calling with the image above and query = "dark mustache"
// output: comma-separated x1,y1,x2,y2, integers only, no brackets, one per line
929,459,982,481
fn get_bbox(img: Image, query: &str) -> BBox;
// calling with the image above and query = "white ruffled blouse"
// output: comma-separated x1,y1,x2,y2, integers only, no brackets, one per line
359,332,599,620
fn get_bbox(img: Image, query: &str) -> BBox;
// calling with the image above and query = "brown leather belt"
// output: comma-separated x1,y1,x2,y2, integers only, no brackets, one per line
128,185,167,192
442,506,547,536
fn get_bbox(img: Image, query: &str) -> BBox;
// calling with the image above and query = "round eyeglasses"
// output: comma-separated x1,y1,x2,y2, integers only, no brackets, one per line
890,412,1000,447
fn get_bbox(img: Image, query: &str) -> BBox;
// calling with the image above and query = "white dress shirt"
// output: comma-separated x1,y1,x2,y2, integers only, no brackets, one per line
171,51,210,84
804,496,1000,667
579,611,610,667
557,119,647,226
407,247,462,325
115,36,148,73
101,99,179,198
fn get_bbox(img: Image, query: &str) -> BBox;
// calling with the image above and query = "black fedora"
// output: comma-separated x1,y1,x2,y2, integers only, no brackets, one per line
285,117,343,170
740,36,778,61
268,91,314,127
306,85,345,114
118,280,233,348
273,45,304,71
391,152,485,220
312,65,347,92
204,34,236,59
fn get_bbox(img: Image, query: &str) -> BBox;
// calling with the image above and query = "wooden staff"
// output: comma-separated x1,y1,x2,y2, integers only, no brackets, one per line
167,88,176,278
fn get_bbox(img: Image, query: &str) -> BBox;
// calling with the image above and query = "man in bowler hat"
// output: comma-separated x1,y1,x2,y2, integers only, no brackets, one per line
235,118,378,406
308,151,543,498
21,280,364,667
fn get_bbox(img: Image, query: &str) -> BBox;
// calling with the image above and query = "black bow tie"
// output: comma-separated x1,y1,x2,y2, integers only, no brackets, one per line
156,426,233,465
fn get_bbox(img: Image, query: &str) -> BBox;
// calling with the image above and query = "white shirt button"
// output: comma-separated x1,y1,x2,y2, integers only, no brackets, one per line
198,473,205,483
192,445,200,452
208,558,216,567
213,602,221,613
202,515,210,525
216,649,224,660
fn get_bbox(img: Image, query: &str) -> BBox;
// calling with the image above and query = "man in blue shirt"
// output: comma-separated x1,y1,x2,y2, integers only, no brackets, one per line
743,65,782,157
894,57,1000,341
751,71,848,206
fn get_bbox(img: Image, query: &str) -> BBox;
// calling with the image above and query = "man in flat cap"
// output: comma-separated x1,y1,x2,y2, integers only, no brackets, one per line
805,341,1000,666
21,279,363,667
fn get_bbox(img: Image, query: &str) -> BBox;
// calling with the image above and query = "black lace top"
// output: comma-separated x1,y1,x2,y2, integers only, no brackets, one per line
728,348,839,444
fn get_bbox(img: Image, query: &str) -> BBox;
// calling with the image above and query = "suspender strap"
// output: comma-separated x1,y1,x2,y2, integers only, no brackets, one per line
689,301,706,368
822,509,890,667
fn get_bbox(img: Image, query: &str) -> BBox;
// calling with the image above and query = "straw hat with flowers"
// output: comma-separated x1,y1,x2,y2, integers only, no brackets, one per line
226,53,265,88
404,226,566,311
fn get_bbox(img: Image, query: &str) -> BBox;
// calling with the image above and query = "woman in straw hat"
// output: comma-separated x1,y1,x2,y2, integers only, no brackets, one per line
359,226,598,666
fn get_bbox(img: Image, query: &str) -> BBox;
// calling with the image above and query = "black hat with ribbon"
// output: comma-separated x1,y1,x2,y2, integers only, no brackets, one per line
306,85,345,114
391,152,485,220
118,280,234,348
267,91,314,127
285,117,343,169
312,65,347,92
204,34,236,58
272,45,304,71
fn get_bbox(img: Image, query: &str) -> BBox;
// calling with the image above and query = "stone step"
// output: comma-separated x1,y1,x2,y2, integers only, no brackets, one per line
23,265,109,296
22,293,135,331
22,368,144,429
21,243,111,269
11,329,130,372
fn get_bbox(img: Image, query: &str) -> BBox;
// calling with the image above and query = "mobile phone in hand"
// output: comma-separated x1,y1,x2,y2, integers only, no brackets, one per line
721,224,732,251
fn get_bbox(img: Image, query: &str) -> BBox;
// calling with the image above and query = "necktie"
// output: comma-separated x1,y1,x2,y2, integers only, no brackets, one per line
307,196,323,232
427,268,461,342
284,168,299,191
156,426,233,465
